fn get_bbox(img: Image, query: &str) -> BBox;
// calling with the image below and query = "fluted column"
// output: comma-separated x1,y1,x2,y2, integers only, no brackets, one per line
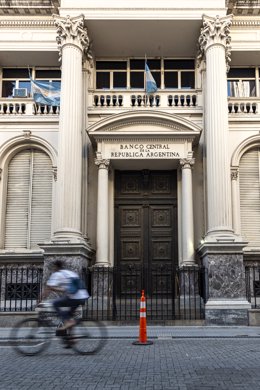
198,15,234,239
53,15,91,241
180,157,195,265
95,159,110,266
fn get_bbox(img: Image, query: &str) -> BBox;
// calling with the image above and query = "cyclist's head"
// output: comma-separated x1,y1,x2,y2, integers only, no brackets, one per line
52,260,63,271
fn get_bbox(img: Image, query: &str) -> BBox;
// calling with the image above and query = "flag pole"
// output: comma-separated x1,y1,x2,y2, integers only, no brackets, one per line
144,54,147,107
27,65,36,112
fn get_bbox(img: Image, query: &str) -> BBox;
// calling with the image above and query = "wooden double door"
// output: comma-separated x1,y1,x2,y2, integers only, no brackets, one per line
115,170,178,296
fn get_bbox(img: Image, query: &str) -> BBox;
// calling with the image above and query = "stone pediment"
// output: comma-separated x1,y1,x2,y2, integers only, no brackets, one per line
87,110,201,140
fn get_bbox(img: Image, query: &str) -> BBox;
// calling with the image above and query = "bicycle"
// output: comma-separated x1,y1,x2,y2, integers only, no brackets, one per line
10,301,107,356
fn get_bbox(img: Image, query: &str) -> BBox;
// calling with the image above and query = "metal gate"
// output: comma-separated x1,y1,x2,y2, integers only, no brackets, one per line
84,265,208,321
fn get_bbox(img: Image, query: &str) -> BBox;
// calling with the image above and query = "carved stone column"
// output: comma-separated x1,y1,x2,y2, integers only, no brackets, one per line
197,16,250,325
40,16,94,274
53,14,90,242
95,158,110,266
198,15,234,239
180,156,195,266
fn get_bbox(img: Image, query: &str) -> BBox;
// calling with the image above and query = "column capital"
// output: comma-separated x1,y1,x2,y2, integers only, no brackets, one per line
180,158,195,169
53,14,92,62
95,158,110,169
197,14,232,71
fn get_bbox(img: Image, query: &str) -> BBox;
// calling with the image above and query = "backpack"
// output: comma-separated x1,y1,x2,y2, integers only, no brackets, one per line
61,271,83,294
66,275,82,294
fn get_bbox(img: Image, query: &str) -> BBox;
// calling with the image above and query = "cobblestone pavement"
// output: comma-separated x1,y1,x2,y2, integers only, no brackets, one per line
0,337,260,389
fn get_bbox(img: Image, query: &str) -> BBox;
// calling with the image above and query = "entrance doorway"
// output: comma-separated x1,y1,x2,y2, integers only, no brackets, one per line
114,170,178,296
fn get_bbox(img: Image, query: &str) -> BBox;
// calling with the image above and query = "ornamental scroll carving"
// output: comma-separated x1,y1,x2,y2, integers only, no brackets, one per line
231,168,238,181
197,15,233,72
53,14,93,63
95,159,110,170
180,158,195,169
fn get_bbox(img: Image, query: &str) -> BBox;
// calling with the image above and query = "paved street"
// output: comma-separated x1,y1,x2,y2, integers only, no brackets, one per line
0,327,260,390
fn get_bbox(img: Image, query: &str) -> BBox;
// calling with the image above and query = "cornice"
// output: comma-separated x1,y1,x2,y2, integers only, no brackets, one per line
95,137,191,143
103,120,186,133
0,19,55,28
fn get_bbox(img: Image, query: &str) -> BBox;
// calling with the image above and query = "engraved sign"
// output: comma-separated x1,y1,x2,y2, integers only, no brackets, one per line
103,142,185,159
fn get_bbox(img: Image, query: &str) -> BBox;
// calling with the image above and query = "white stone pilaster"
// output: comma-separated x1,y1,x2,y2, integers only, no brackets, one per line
180,157,195,265
231,168,241,235
198,15,234,240
53,15,91,242
95,158,110,266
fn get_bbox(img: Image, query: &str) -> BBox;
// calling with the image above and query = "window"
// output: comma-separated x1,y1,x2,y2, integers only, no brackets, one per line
4,149,53,249
164,59,195,89
95,58,195,90
35,69,61,91
1,68,61,98
96,61,127,89
2,68,31,98
130,59,161,89
239,148,260,246
227,68,256,97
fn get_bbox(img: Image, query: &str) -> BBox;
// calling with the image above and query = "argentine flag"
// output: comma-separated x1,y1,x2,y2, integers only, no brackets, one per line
31,80,60,106
145,62,157,94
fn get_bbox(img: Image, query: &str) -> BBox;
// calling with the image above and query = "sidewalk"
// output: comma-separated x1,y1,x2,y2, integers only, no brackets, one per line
1,325,260,339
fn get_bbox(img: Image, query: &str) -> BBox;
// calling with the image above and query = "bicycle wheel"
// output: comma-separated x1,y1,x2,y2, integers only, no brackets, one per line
10,318,51,356
69,320,107,355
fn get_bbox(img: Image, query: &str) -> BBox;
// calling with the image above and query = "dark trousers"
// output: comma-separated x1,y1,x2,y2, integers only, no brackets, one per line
53,296,85,322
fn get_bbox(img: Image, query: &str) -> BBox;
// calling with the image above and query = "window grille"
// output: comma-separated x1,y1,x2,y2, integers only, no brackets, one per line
5,283,40,300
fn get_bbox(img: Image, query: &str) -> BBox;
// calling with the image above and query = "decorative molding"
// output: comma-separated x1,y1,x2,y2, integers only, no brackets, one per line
0,19,55,28
52,166,57,181
22,130,31,139
104,120,186,133
87,110,202,135
53,14,92,63
0,168,2,181
197,15,233,72
231,134,260,167
98,137,192,143
180,158,195,169
232,19,260,27
231,168,239,180
94,158,110,169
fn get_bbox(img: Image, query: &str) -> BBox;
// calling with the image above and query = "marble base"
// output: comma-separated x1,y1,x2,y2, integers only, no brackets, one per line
39,241,94,285
198,242,250,325
205,299,250,325
205,309,249,325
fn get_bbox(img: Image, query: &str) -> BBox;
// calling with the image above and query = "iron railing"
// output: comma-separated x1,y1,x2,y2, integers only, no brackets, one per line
245,265,260,308
84,265,208,321
0,265,208,321
0,266,43,312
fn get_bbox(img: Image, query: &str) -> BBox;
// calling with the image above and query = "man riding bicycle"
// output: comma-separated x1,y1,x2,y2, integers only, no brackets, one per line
41,260,89,330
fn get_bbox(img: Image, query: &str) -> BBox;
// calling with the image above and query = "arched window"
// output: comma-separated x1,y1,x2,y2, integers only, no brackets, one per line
239,147,260,246
4,148,53,249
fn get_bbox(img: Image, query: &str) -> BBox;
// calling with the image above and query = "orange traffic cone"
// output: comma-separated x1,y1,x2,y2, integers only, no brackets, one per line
133,290,153,345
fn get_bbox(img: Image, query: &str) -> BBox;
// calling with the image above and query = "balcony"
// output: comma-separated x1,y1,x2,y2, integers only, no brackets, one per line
1,94,260,118
0,98,59,116
228,97,259,114
88,90,203,111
